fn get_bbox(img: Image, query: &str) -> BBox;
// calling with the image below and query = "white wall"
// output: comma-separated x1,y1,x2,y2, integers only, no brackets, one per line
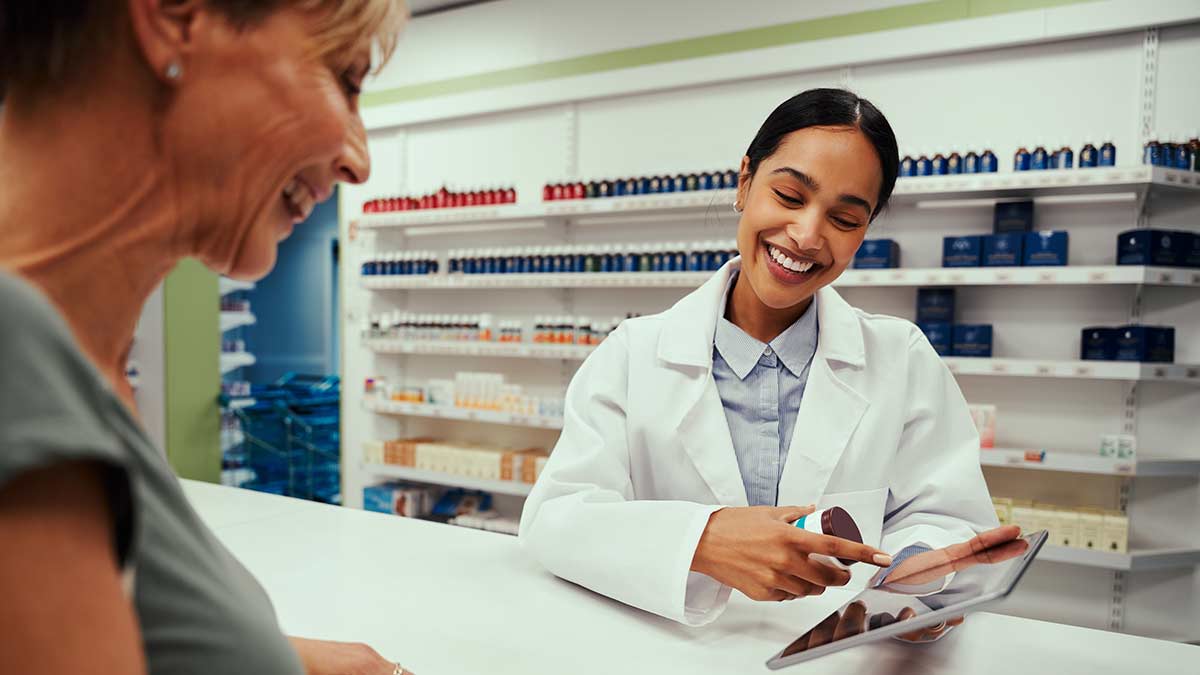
343,3,1200,641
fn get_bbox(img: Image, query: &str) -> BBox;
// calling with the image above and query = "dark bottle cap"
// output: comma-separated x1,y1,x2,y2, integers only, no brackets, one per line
821,506,864,566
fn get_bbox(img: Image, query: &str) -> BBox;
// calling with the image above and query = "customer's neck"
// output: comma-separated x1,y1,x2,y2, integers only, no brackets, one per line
0,89,185,411
725,274,813,344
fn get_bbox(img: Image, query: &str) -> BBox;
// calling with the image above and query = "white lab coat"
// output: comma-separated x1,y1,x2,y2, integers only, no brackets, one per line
519,259,998,626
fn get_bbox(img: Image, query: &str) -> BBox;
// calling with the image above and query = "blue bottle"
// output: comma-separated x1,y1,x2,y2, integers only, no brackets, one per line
647,176,661,194
963,151,980,174
899,155,915,177
1014,145,1031,171
1030,143,1048,171
1052,145,1074,169
1143,137,1162,166
1175,138,1194,170
661,175,675,193
598,180,612,198
947,151,963,175
931,152,948,175
1099,138,1116,167
673,174,687,192
723,169,739,189
916,152,931,176
638,177,651,194
687,246,702,271
1079,142,1098,168
981,148,998,173
624,249,638,273
614,179,627,197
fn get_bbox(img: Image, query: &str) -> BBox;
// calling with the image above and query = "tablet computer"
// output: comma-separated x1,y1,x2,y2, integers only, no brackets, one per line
766,529,1048,670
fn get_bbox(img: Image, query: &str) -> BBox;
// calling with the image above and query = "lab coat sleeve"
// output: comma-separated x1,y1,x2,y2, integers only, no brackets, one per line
879,330,1000,559
519,324,727,625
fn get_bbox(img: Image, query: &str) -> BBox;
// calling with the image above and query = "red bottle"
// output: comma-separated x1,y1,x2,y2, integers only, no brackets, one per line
551,184,563,201
465,190,477,207
505,187,517,203
543,184,554,201
572,183,584,200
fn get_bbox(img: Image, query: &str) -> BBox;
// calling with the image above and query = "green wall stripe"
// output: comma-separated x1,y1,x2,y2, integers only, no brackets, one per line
163,258,220,483
363,0,1098,107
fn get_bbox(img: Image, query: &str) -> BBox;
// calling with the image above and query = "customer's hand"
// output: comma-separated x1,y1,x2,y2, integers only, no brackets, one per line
289,637,410,675
876,525,1027,589
690,506,894,602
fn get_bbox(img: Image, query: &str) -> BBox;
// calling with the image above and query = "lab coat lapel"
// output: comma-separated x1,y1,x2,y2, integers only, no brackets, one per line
677,379,749,507
777,287,869,506
659,260,749,507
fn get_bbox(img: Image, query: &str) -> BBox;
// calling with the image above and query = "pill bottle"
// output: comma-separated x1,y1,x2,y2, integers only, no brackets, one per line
980,146,998,173
1099,136,1116,167
794,506,864,570
1013,144,1031,171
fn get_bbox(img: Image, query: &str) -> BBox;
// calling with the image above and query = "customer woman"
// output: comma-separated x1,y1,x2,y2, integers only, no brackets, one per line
520,88,1014,635
0,1,412,673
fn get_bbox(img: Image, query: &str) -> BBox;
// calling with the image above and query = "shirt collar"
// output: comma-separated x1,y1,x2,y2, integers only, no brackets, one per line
714,271,820,380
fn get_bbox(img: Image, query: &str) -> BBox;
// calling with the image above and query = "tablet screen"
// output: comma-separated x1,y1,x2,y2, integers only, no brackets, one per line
776,530,1045,661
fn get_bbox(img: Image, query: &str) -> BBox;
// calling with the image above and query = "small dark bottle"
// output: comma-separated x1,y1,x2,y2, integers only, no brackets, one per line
1030,142,1048,171
1013,145,1031,171
1079,142,1099,168
915,152,931,176
899,155,915,177
963,151,980,174
947,151,963,174
1143,137,1162,166
931,152,948,175
1099,138,1116,167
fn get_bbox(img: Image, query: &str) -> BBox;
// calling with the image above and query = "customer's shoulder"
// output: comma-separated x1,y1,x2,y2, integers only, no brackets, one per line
0,271,78,355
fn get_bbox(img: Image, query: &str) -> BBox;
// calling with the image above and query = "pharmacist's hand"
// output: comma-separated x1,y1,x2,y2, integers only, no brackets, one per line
874,525,1027,590
690,506,894,602
289,637,408,675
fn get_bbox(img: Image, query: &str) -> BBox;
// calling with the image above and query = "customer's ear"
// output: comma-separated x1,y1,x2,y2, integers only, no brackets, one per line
126,0,204,86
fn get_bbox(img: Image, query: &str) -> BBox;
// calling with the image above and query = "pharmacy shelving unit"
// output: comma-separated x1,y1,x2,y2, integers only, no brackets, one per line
219,277,256,377
345,113,1200,640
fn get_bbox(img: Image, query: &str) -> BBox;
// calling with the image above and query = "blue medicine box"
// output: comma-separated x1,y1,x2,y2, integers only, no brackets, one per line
1115,325,1175,363
1186,232,1200,268
854,238,901,269
918,322,953,356
1116,229,1187,267
953,324,994,357
943,236,983,268
363,484,400,514
1023,231,1069,266
1081,327,1118,361
993,200,1034,233
916,288,956,323
982,233,1024,267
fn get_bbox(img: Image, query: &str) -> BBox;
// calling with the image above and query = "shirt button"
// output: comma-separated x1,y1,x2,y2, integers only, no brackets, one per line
764,347,773,357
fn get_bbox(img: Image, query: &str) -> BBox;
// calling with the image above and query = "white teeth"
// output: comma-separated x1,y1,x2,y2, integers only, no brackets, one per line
768,244,815,273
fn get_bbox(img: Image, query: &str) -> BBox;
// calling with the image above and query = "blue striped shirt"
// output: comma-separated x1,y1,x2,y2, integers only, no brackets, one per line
712,273,819,507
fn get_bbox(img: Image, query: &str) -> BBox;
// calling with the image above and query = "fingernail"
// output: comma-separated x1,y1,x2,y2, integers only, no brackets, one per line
873,554,894,566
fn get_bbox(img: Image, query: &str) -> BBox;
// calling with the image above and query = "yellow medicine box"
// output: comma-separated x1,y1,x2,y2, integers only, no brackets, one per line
1102,511,1129,554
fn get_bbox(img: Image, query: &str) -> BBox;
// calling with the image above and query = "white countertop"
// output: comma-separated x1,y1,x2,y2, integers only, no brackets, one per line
183,480,1195,674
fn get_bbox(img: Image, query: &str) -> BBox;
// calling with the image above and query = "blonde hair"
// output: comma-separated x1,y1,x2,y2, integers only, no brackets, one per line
300,0,408,72
0,0,408,99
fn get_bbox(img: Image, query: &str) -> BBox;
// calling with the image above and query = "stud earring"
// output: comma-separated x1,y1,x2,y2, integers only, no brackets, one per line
165,61,183,81
732,200,742,213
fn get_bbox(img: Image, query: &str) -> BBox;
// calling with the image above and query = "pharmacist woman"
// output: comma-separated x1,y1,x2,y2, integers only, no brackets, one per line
520,88,1010,631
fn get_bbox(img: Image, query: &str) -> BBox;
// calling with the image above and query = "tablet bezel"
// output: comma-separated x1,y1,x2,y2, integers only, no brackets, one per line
765,529,1049,670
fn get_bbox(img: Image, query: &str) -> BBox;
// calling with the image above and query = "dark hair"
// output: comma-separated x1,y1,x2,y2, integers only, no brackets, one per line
0,0,286,101
744,88,899,220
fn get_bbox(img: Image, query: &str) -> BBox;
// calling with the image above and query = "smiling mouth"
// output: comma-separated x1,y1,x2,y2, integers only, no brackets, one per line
282,177,315,224
763,241,824,282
